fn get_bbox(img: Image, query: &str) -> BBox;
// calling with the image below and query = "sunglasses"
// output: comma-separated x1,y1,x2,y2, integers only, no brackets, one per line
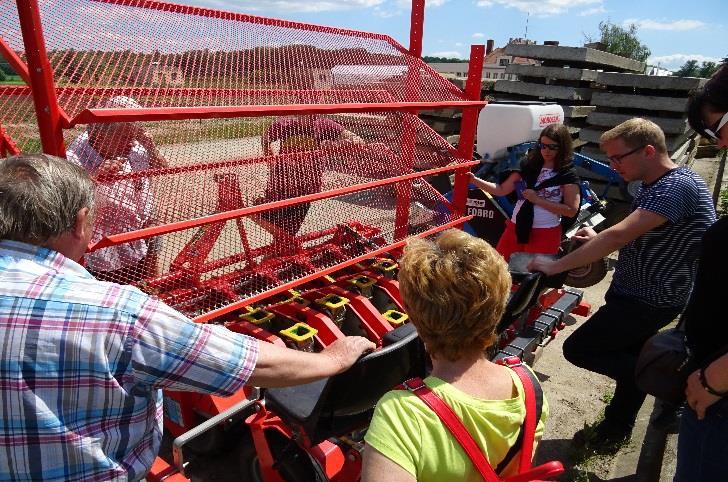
704,111,728,141
537,142,559,151
607,144,645,165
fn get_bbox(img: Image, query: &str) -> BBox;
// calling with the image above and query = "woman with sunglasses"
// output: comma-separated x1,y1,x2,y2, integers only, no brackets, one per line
468,123,579,261
674,61,728,482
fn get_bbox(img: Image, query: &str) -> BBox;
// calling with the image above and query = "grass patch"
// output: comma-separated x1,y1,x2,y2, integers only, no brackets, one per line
152,117,273,146
0,75,26,86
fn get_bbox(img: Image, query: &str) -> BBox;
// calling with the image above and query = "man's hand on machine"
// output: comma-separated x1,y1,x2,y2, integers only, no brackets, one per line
320,336,377,374
572,226,598,243
527,255,560,276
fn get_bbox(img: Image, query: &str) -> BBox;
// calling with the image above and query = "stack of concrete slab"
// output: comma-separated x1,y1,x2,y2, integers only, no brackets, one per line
419,76,494,137
580,73,706,167
494,44,644,146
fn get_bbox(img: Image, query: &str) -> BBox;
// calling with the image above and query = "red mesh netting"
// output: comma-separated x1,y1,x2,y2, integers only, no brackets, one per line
0,0,475,321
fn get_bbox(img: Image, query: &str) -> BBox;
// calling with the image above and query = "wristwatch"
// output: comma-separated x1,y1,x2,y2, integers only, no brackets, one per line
699,367,728,397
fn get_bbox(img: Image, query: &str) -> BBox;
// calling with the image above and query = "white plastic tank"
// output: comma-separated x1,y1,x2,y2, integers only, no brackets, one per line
476,101,564,161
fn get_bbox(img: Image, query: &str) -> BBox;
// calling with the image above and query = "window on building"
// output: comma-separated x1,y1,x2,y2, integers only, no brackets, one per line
499,58,509,66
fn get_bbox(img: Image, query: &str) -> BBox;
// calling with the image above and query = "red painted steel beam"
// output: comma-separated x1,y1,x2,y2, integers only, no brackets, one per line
15,0,67,156
452,45,486,218
70,100,484,126
88,160,477,251
192,215,472,323
409,0,425,58
91,0,408,54
0,37,31,86
0,86,395,100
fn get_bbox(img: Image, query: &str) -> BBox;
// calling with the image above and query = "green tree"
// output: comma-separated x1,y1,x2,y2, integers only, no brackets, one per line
585,21,651,62
673,60,720,78
698,61,720,78
0,69,6,82
674,59,700,77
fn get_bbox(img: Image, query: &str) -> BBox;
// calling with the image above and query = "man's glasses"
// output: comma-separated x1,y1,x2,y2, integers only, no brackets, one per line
537,142,559,151
606,145,645,165
704,111,728,141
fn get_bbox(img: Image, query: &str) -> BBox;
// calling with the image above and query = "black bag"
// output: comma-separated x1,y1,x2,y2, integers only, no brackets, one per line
635,324,696,405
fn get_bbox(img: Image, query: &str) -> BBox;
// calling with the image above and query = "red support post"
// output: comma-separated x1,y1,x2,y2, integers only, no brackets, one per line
15,0,65,157
409,0,426,58
452,44,485,217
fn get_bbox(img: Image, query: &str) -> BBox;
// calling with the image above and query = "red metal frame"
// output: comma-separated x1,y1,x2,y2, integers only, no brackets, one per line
69,101,485,126
453,45,485,217
14,0,67,157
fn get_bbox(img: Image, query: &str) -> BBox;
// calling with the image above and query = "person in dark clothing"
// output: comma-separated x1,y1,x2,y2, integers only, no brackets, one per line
468,124,580,261
674,62,728,482
529,118,716,451
256,115,363,238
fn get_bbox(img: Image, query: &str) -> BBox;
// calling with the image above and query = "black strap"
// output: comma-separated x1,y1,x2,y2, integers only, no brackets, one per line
495,367,544,474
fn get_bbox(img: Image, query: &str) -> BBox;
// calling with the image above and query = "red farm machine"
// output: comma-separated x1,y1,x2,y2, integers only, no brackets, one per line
0,0,590,480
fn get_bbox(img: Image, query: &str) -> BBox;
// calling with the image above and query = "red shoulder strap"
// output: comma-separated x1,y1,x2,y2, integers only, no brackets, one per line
498,357,538,472
400,378,501,482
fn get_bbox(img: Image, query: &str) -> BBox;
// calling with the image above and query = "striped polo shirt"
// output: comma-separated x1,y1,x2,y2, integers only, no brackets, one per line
612,167,716,307
0,240,259,481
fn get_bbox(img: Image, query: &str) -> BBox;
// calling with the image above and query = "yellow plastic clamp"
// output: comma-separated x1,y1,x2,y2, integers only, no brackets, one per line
239,308,275,326
382,310,409,326
279,323,319,342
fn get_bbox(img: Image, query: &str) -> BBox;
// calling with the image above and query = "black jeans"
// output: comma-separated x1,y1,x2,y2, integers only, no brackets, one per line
563,289,682,430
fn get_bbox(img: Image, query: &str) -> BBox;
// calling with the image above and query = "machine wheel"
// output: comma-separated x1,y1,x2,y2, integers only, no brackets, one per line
564,258,609,288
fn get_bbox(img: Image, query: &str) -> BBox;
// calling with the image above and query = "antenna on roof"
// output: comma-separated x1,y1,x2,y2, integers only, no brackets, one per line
525,12,530,39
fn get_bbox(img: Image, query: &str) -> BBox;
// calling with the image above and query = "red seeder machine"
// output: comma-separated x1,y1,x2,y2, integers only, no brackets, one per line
0,0,590,480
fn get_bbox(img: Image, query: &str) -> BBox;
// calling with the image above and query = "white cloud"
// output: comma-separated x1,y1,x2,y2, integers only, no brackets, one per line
472,32,485,38
476,0,603,17
623,18,706,31
578,6,606,16
194,0,384,13
455,42,464,47
648,53,723,70
395,0,448,7
428,50,465,59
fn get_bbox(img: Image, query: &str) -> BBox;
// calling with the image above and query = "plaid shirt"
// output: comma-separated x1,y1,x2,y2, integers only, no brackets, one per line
0,240,259,481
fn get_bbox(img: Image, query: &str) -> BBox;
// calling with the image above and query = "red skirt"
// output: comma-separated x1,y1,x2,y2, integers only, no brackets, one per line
496,220,562,262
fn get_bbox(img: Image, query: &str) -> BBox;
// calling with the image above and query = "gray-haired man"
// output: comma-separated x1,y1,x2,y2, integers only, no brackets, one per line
0,153,375,481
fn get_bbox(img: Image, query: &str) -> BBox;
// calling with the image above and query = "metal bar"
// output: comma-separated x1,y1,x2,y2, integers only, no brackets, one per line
0,36,31,85
172,388,260,475
70,101,485,126
192,215,472,323
452,45,485,217
0,122,20,156
15,0,66,156
0,86,397,101
408,0,425,58
91,0,408,52
88,160,478,250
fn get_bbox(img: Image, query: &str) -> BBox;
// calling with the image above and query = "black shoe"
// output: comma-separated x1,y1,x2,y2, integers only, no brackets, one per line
573,420,632,454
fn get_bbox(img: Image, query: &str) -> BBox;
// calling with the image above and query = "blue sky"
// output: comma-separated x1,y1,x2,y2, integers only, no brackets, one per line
186,0,725,71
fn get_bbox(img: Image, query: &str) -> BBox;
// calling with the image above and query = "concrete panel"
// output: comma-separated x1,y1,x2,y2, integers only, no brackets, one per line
504,44,645,72
596,72,706,91
591,92,689,112
494,80,592,101
506,64,599,82
563,105,596,118
580,127,692,152
586,112,689,135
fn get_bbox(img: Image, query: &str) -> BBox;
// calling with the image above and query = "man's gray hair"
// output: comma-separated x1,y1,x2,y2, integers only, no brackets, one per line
0,154,95,243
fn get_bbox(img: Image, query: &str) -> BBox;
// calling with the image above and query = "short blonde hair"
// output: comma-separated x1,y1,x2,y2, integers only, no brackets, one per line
600,118,668,154
397,229,511,362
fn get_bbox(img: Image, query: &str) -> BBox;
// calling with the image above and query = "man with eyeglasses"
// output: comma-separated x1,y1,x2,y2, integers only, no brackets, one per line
529,118,716,451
